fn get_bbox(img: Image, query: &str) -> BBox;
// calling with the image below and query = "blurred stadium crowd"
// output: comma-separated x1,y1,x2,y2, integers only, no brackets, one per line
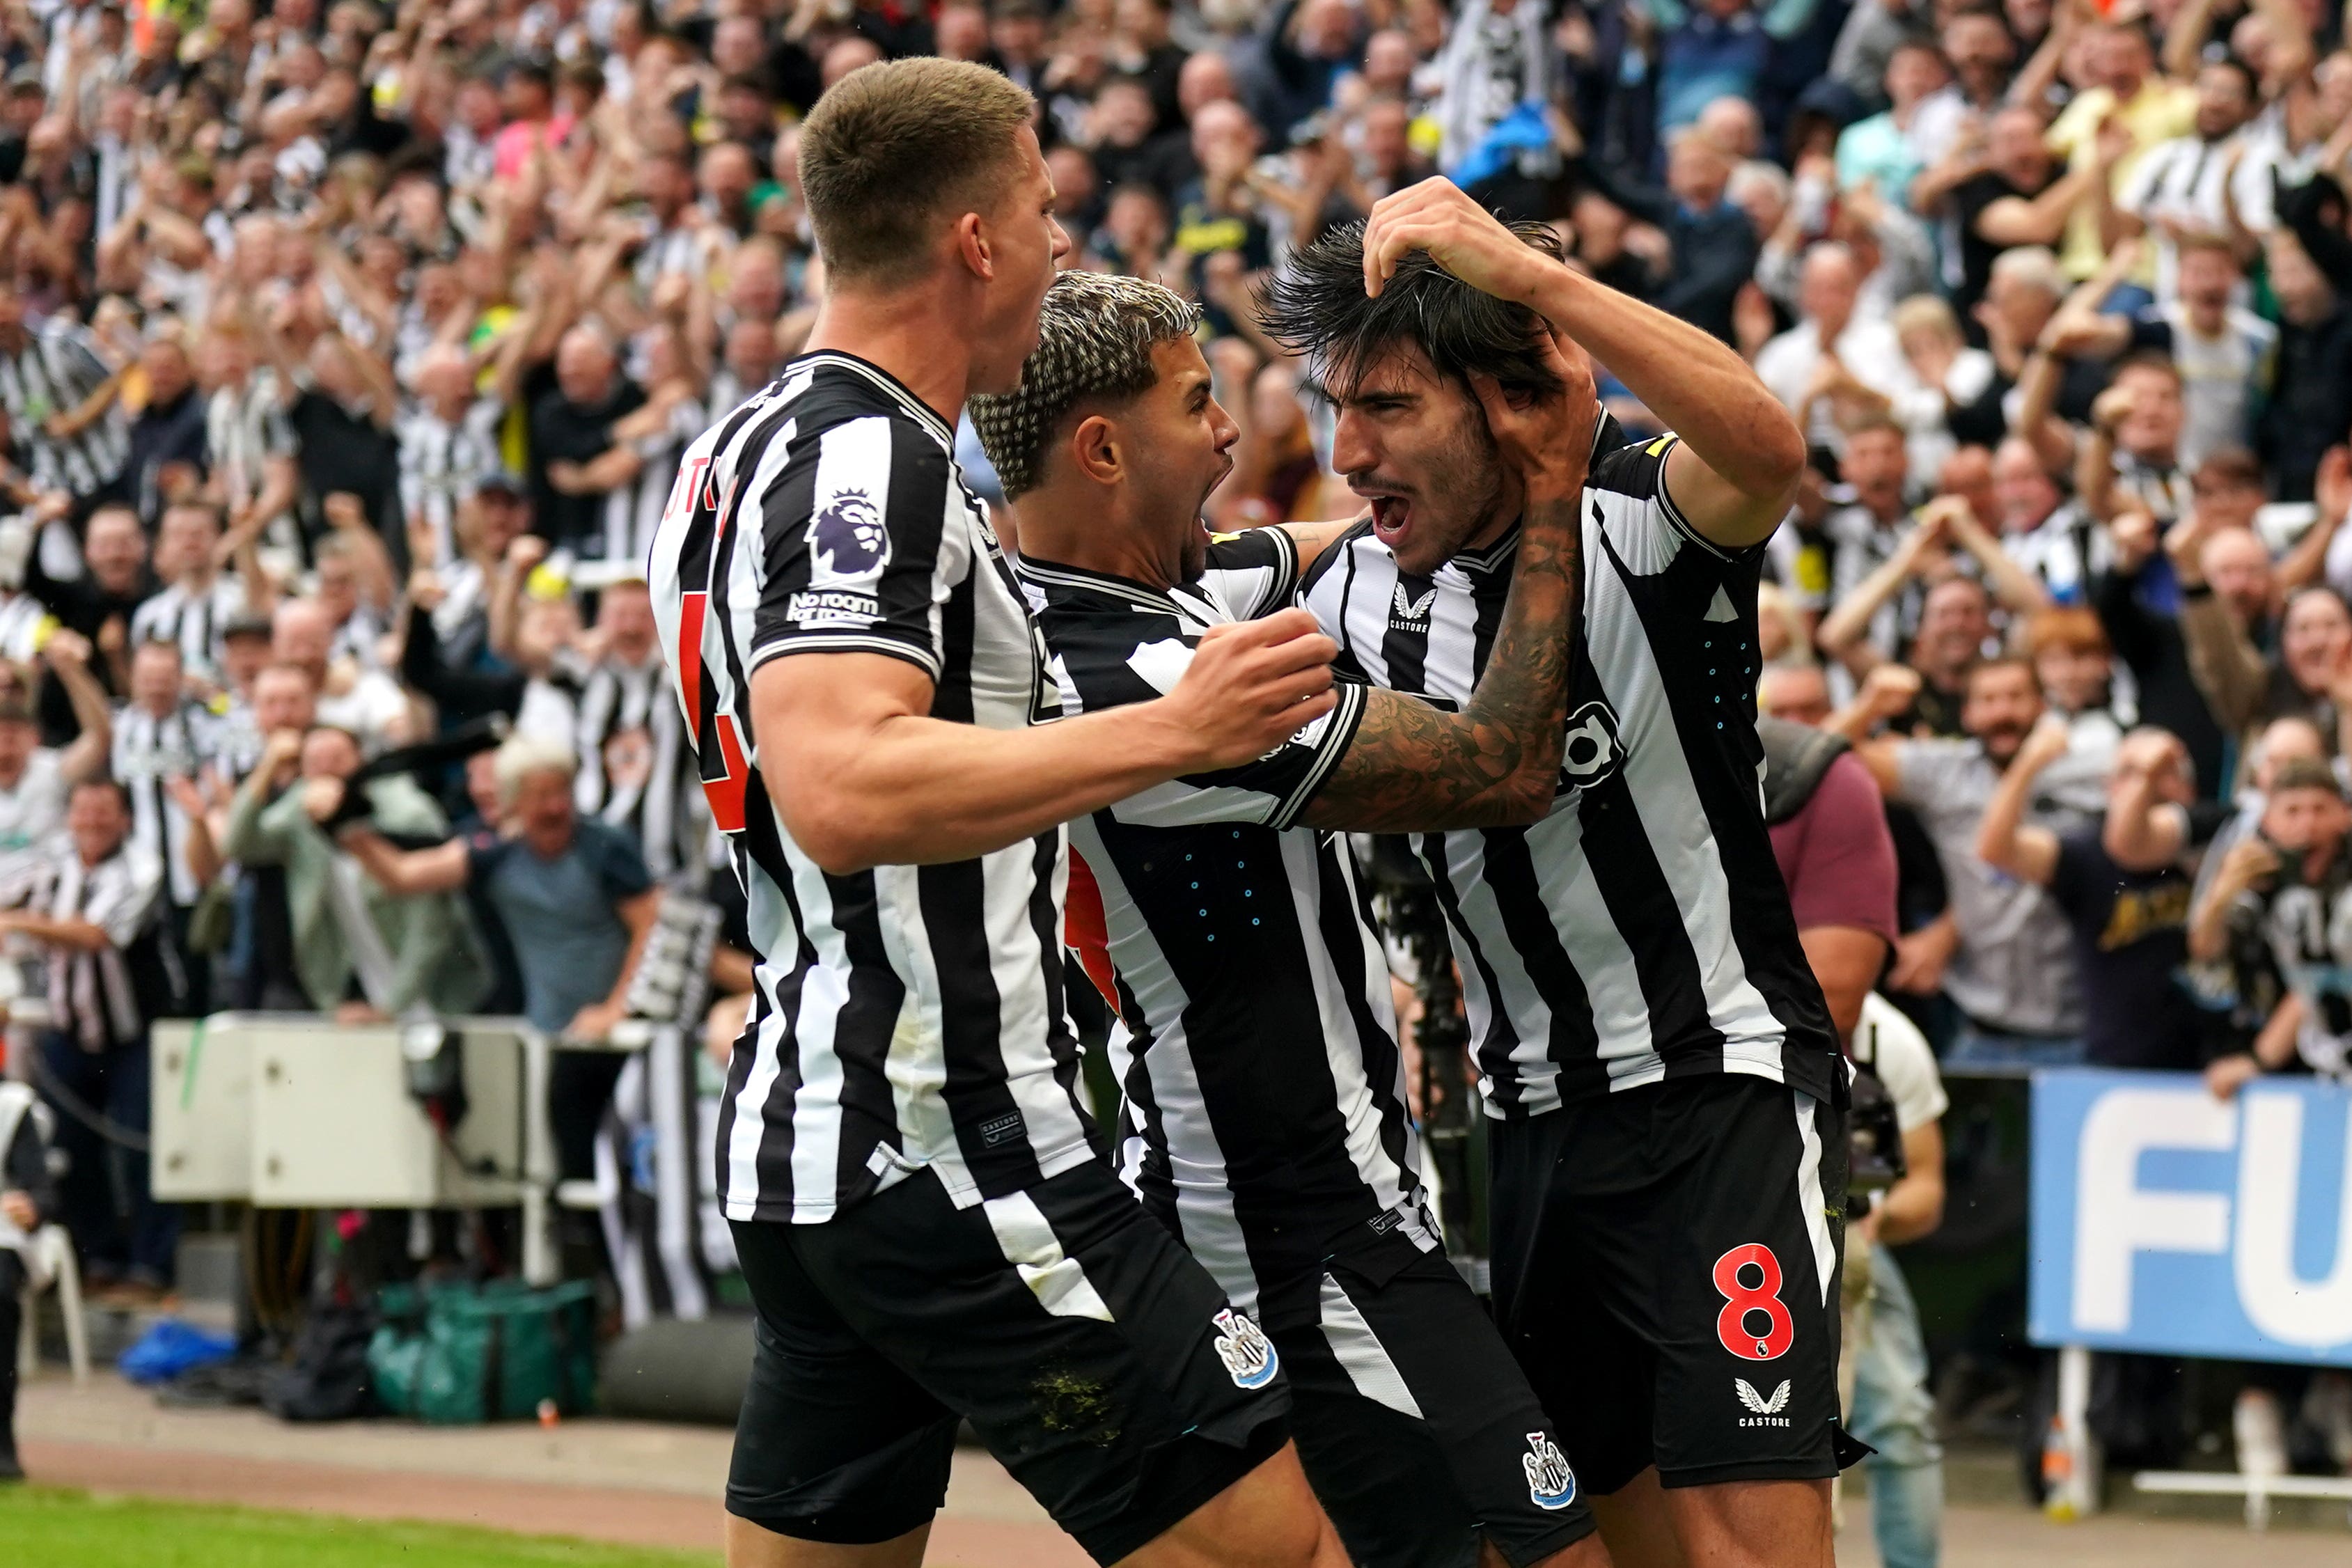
0,0,2350,1538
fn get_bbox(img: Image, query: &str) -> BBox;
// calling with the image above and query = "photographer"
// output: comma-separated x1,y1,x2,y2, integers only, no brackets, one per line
2193,757,2352,1095
1760,712,1946,1567
213,724,489,1022
1846,996,1951,1568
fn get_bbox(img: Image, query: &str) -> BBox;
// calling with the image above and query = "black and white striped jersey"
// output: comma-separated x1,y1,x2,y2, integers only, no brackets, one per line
0,318,129,500
1026,532,1436,1326
1298,434,1838,1119
129,576,250,678
572,652,706,880
112,698,223,909
395,396,506,564
601,396,705,568
649,351,1088,1225
22,840,166,1053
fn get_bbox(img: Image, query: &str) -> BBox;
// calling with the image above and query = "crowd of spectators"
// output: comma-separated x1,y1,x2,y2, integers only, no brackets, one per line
0,0,2350,1523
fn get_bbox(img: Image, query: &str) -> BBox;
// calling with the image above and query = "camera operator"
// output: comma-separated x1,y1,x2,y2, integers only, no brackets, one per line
212,724,490,1023
1759,711,1947,1568
1844,996,1951,1568
2191,755,2352,1095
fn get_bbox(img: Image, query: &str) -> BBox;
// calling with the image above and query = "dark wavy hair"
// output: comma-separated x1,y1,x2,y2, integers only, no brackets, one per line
1255,218,1568,401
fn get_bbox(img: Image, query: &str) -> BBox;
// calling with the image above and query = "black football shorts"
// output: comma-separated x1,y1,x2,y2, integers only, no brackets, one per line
1273,1246,1597,1568
726,1157,1290,1565
1488,1072,1854,1496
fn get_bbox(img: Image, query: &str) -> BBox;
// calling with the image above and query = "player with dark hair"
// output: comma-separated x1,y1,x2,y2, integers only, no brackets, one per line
650,58,1351,1568
1264,180,1851,1568
973,268,1608,1568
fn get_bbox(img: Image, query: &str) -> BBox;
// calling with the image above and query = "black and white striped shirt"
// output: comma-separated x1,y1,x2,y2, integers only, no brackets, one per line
205,373,303,563
649,351,1084,1224
397,397,506,564
2119,132,2243,299
1298,434,1840,1118
112,698,221,909
29,840,164,1053
129,576,250,677
574,652,704,879
633,222,703,292
1028,535,1435,1324
600,395,704,567
0,318,128,500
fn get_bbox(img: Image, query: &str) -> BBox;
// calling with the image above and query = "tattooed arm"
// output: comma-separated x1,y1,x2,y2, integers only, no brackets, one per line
1299,336,1595,833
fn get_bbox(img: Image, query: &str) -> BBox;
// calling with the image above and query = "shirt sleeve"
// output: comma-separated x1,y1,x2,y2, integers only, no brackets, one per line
1862,996,1950,1131
749,414,963,682
84,847,161,949
465,830,510,886
1892,738,1966,811
2116,146,2166,214
1780,753,1899,943
1198,527,1300,621
1111,675,1369,831
2044,833,2095,919
1589,433,1769,628
2046,92,2099,157
54,324,114,395
588,820,654,902
1049,613,1369,831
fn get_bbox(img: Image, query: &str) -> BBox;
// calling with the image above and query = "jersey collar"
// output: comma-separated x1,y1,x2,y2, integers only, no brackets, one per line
1014,554,1192,615
792,350,955,446
1447,527,1521,577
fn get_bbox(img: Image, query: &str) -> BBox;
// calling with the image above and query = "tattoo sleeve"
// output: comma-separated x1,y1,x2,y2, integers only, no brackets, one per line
1299,488,1585,833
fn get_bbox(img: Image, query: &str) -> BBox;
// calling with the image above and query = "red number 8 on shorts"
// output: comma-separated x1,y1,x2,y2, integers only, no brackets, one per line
1711,1243,1794,1361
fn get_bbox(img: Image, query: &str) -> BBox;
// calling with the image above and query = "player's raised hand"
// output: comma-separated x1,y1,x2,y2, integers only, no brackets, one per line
1468,329,1598,507
1166,608,1338,769
1362,178,1549,304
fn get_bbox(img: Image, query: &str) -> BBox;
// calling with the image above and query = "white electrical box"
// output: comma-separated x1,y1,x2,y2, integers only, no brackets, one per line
152,1014,533,1208
152,1018,254,1201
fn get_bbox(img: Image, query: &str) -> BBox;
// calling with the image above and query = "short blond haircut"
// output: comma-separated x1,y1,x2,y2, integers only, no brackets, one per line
493,736,578,810
797,58,1034,286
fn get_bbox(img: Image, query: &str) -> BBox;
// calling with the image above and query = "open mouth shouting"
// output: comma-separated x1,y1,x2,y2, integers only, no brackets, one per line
1359,485,1417,554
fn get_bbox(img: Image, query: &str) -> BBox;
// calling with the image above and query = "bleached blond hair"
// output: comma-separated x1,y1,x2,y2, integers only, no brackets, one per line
967,270,1203,502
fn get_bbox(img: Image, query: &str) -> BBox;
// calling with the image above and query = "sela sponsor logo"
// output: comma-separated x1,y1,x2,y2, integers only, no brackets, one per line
1735,1379,1793,1428
1212,1308,1279,1390
1555,700,1624,792
808,485,889,585
786,588,881,627
1388,579,1437,631
1521,1432,1578,1510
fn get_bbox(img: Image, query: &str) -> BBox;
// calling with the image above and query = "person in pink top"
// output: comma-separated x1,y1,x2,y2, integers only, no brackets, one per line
492,62,576,182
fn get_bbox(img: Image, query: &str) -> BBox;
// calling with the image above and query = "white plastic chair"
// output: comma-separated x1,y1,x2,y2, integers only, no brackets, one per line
15,1225,89,1383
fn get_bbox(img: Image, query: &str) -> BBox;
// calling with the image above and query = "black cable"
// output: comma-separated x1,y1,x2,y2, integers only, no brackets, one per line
21,1038,153,1152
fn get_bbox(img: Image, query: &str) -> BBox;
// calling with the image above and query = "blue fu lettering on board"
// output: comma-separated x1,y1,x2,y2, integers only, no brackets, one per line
2029,1069,2352,1366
